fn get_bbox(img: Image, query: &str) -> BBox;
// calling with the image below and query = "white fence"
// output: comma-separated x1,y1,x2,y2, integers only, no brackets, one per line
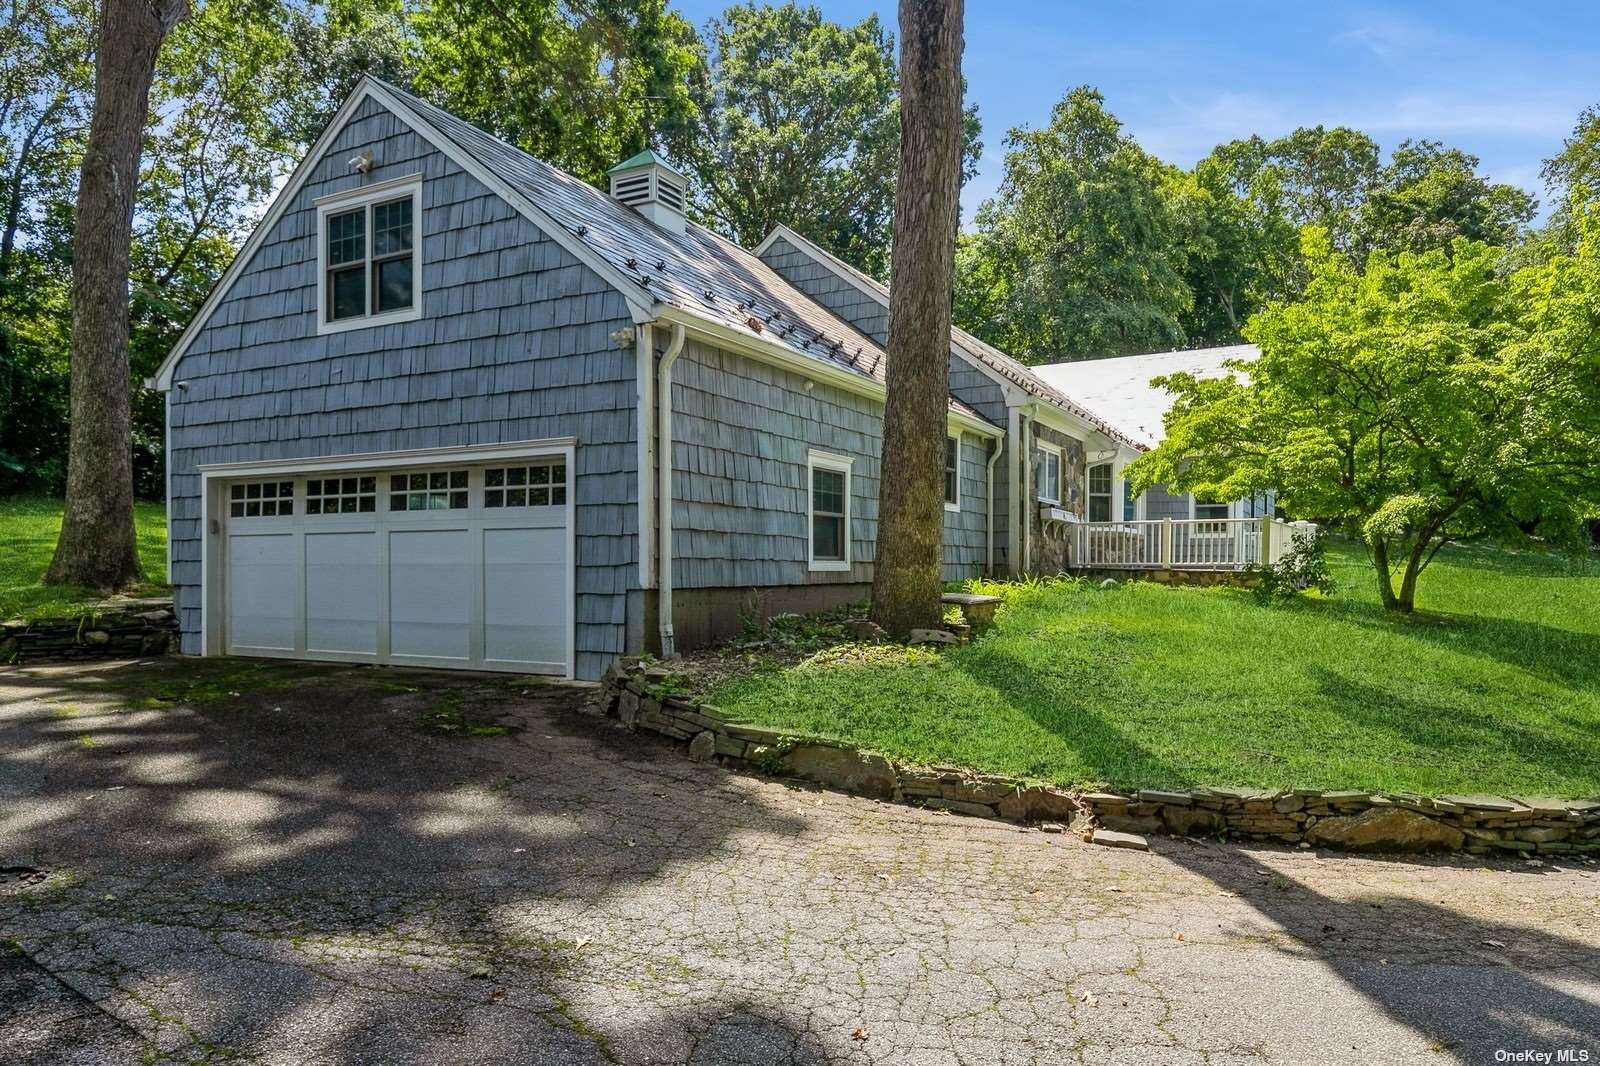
1074,517,1315,571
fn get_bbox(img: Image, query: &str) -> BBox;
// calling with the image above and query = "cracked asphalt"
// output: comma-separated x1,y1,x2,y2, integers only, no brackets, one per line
2,658,1598,1065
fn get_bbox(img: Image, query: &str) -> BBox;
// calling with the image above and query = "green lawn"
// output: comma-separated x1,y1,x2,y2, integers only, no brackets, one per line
709,543,1600,798
0,496,169,620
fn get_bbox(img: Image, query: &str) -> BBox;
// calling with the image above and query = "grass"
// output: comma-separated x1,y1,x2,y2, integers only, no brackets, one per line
708,542,1600,798
0,496,168,620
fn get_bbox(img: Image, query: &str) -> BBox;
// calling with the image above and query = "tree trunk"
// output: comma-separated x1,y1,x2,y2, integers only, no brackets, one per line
45,0,188,589
1369,538,1402,612
869,0,965,636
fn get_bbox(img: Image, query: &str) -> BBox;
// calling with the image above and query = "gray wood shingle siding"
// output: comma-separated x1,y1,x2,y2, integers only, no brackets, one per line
165,96,639,679
756,235,1009,574
669,337,991,586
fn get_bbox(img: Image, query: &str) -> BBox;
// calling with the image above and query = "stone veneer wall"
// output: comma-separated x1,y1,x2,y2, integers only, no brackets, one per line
1,599,177,664
601,660,1600,857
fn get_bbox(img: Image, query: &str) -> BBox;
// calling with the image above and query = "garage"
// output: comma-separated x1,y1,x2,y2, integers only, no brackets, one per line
203,446,573,677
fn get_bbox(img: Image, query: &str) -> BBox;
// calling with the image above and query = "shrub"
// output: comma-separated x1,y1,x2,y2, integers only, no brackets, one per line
1251,526,1336,602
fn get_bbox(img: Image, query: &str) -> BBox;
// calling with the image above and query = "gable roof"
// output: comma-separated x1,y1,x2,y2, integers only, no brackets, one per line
754,224,1140,449
156,77,992,431
1032,345,1260,449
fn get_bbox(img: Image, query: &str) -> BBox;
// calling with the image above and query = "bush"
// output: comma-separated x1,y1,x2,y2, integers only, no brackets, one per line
1251,526,1336,601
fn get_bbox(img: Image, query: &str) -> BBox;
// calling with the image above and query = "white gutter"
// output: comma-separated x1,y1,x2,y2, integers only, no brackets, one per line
985,436,1002,575
655,321,687,658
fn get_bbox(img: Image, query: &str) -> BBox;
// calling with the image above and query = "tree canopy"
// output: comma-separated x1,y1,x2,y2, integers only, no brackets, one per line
665,1,980,279
1126,223,1600,612
953,86,1191,360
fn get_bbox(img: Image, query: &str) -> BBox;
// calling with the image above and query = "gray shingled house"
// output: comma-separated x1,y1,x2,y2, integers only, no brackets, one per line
151,77,1137,681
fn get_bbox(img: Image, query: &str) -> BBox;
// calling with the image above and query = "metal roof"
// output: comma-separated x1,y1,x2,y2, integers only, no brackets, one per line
755,225,1140,449
381,82,990,425
1032,345,1260,449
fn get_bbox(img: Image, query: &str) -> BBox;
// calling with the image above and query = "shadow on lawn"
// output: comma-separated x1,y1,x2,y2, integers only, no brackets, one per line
0,657,814,1062
1309,667,1599,796
1309,595,1600,699
949,641,1188,789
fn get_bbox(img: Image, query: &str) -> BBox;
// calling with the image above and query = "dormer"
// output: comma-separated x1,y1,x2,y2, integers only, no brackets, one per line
607,149,687,234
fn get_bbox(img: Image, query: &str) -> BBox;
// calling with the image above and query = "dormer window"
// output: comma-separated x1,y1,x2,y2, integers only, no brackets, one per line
315,175,422,334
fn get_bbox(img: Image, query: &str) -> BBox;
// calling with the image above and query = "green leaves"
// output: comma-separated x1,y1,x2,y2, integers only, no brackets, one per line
1137,224,1600,609
954,87,1190,360
662,2,981,279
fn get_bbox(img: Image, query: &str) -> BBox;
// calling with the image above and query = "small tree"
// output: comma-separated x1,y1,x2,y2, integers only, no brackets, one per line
1127,224,1600,613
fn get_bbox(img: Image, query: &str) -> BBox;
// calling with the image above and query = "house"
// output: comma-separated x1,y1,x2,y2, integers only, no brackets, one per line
1033,346,1283,571
151,77,1136,681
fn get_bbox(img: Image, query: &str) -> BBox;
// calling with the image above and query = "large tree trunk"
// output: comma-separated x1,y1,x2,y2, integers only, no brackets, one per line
869,0,965,636
45,0,188,589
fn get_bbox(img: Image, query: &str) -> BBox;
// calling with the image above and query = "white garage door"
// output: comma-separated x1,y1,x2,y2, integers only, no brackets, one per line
221,457,571,675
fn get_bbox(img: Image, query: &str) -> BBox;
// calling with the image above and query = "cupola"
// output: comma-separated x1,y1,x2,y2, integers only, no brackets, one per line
607,149,687,234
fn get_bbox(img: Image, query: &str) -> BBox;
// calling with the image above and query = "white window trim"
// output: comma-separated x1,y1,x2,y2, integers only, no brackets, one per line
944,434,962,513
1087,461,1114,523
315,173,424,336
1035,441,1063,505
806,448,853,573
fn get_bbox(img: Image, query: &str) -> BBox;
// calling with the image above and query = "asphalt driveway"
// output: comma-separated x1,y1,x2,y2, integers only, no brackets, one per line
2,657,1598,1065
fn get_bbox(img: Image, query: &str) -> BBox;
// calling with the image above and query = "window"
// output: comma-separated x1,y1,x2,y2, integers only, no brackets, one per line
944,436,960,511
229,481,293,518
389,470,468,511
316,177,421,333
1034,443,1062,505
484,462,567,508
1088,463,1113,522
1123,479,1137,522
305,475,377,514
1194,498,1230,534
807,451,852,571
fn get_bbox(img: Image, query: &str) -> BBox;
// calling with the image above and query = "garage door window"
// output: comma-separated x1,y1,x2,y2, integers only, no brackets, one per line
389,469,468,511
230,481,294,518
484,462,567,508
305,475,377,514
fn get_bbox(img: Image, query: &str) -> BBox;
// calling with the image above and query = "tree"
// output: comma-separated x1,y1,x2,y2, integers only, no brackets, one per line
406,0,701,185
1127,226,1600,613
954,87,1190,361
1173,139,1300,344
869,0,963,636
667,1,979,278
46,0,188,588
1358,139,1535,255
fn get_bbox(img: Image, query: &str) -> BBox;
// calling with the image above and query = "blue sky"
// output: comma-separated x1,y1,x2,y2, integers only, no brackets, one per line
669,1,1600,221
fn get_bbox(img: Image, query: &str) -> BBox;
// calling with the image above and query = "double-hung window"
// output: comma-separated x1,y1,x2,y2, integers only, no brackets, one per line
807,450,852,572
1088,463,1113,522
317,176,422,333
944,436,960,511
1034,443,1062,505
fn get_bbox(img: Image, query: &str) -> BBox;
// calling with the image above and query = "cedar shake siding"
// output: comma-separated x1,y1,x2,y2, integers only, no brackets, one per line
164,96,639,679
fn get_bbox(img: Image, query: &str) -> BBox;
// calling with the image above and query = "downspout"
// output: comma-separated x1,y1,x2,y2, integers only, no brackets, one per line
985,437,1002,575
655,322,687,658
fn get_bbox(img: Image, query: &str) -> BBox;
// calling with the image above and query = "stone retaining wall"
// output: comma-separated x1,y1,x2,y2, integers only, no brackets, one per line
2,599,177,664
601,659,1600,857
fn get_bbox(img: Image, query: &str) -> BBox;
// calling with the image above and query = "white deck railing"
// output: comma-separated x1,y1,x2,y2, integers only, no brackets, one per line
1074,517,1314,571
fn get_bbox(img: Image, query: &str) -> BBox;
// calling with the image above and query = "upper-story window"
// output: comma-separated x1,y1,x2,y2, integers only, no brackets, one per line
315,176,422,334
